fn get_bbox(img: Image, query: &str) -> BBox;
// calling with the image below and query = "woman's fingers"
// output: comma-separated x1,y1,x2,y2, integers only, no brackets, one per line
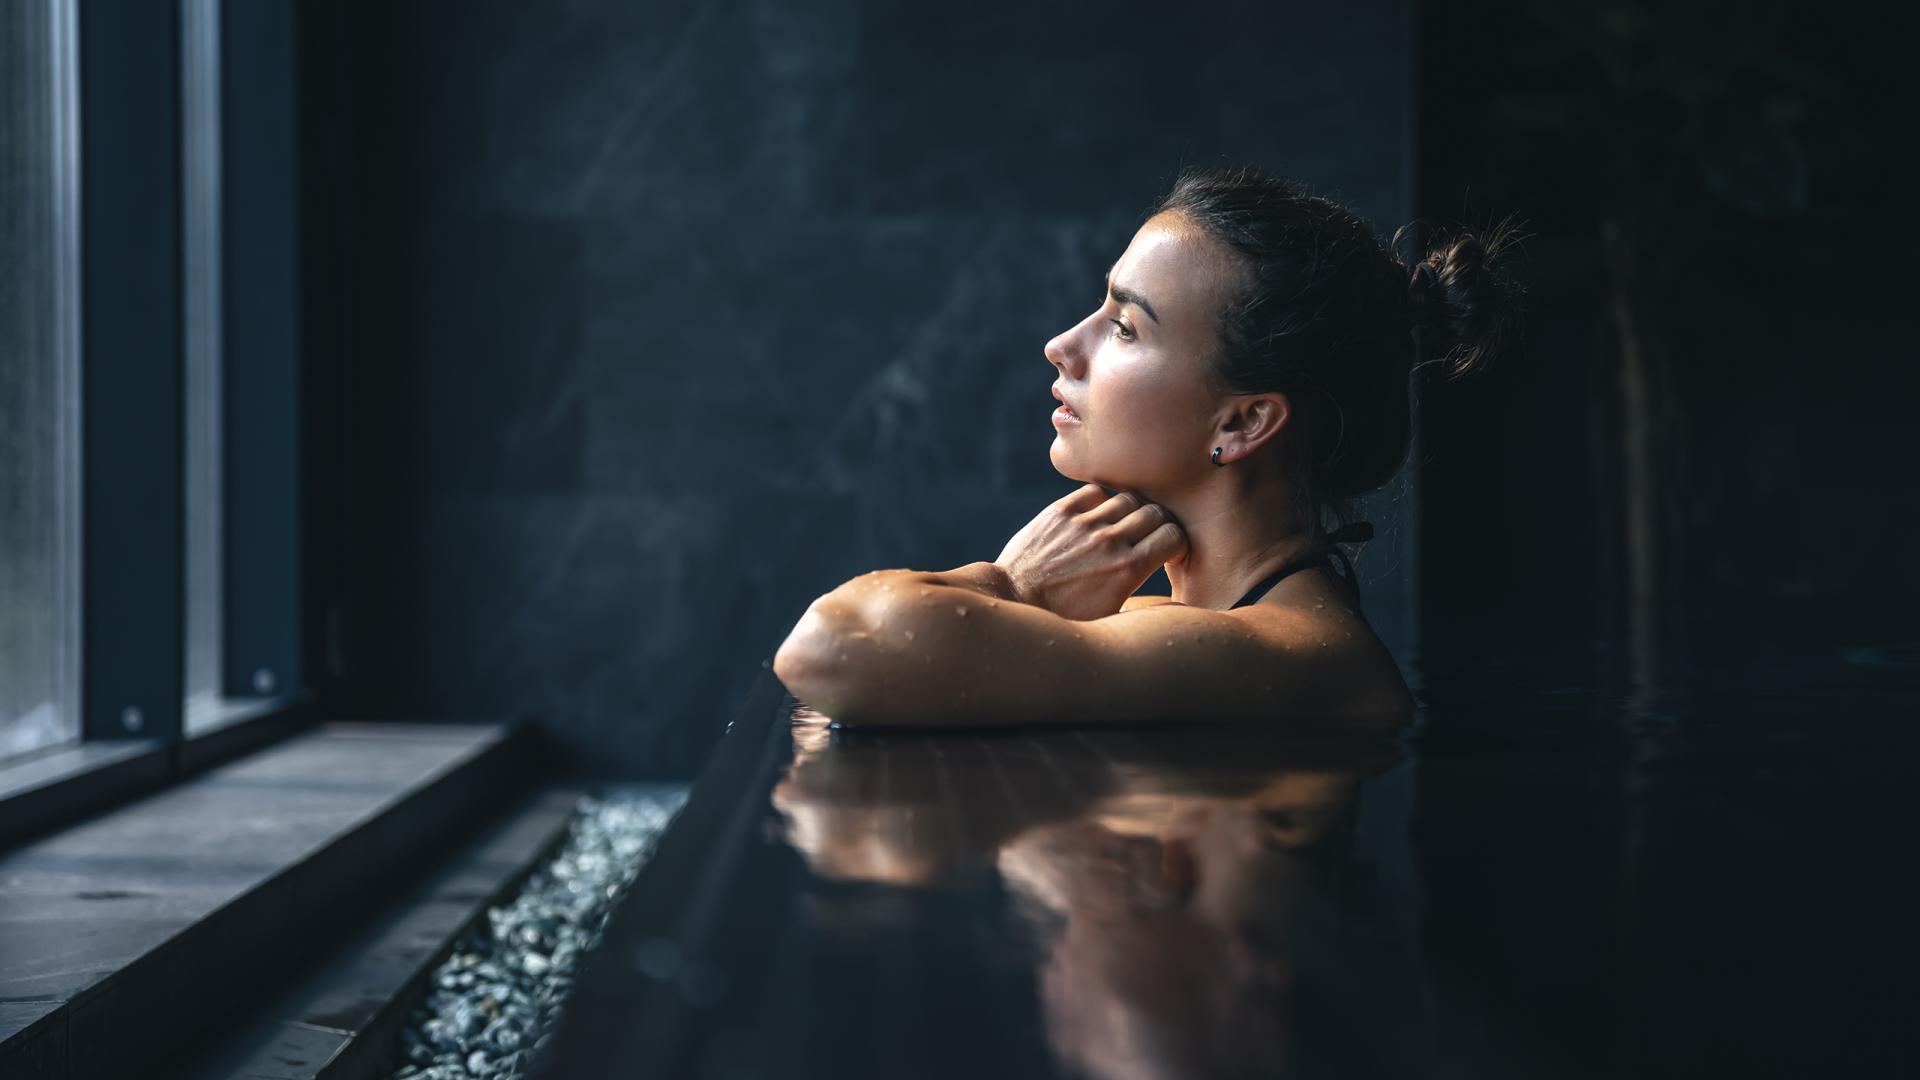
1112,500,1187,567
1060,482,1110,511
1064,484,1186,566
1112,501,1167,537
1135,520,1189,568
1087,489,1144,524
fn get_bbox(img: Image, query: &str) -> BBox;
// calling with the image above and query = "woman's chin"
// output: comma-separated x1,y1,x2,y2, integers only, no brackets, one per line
1048,445,1084,481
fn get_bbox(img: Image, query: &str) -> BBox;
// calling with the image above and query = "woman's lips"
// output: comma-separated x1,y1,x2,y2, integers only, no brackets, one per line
1050,382,1081,426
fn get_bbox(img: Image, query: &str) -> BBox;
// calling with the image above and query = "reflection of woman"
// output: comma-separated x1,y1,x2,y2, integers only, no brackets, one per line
773,707,1399,885
772,714,1428,1077
1000,773,1430,1080
772,705,1119,885
773,164,1521,727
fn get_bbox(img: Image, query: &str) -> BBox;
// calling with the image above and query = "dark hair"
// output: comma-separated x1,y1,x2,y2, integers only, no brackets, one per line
1150,163,1525,546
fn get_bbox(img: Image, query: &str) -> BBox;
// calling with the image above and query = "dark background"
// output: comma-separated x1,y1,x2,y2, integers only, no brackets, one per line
296,0,1909,778
1416,0,1910,660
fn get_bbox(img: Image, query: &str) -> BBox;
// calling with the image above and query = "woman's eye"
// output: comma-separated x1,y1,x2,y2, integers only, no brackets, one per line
1109,319,1133,341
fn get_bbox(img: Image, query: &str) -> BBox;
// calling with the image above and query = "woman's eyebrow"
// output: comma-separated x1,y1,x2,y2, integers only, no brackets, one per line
1104,269,1161,324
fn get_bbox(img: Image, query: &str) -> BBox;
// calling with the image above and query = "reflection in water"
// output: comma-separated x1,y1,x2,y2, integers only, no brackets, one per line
553,637,1920,1079
773,707,1430,1078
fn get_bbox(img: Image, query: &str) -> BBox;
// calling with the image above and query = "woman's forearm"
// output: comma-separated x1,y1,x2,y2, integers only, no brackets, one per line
772,562,1027,713
806,562,1024,608
893,561,1025,603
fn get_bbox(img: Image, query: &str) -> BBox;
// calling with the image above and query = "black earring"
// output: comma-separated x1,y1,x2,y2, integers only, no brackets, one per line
1211,446,1224,467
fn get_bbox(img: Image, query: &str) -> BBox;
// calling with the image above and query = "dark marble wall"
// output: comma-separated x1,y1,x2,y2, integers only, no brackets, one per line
307,0,1416,776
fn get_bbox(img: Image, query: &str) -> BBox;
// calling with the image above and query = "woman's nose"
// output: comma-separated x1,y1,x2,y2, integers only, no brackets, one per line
1044,331,1080,377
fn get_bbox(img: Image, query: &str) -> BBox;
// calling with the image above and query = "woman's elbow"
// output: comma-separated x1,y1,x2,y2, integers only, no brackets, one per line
773,650,874,723
772,598,865,705
772,637,834,699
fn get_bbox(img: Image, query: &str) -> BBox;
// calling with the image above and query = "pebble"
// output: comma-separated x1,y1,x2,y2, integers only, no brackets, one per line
385,788,687,1079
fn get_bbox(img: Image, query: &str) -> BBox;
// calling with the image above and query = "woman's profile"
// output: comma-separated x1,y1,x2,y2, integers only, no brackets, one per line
774,164,1523,727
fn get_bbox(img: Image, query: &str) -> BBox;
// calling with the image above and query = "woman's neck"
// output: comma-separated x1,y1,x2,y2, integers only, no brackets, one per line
1149,472,1318,610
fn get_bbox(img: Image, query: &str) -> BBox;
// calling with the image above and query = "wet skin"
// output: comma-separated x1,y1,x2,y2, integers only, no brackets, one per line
774,214,1415,727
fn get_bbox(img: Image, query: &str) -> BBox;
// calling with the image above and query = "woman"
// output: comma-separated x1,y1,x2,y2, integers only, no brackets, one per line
774,164,1522,727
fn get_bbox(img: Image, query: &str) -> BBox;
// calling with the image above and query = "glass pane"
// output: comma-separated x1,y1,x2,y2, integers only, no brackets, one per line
0,0,81,761
180,0,276,735
182,0,224,731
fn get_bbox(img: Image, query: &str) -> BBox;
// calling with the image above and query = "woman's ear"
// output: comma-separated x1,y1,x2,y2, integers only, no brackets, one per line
1223,392,1292,449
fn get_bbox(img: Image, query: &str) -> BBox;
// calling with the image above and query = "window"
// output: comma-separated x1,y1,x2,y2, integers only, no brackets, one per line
1,0,304,785
182,0,277,734
0,0,82,763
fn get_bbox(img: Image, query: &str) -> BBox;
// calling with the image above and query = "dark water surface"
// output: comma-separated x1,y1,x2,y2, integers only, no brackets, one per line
548,626,1919,1078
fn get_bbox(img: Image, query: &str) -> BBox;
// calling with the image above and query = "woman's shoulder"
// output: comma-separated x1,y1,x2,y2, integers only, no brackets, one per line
1230,578,1414,716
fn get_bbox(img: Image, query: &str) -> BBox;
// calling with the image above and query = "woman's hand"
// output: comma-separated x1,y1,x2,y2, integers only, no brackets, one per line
994,483,1189,621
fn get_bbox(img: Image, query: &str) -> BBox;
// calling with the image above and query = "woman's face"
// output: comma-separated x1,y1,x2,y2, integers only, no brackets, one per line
1044,211,1245,493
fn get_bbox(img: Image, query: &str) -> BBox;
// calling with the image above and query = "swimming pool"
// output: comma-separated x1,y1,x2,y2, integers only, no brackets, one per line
543,624,1919,1078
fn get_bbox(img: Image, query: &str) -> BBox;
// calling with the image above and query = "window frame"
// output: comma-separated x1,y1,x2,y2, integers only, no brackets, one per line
0,0,310,847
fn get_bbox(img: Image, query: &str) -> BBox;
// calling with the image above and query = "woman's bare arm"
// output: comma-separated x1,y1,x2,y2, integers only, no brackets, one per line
811,563,1173,614
771,578,1406,727
868,562,1026,603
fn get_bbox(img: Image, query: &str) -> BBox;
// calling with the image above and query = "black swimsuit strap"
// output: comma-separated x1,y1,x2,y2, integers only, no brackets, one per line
1228,521,1372,611
1229,551,1331,610
1325,544,1364,613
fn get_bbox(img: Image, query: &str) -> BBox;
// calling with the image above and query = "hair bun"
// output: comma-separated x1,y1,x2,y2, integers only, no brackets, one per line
1405,258,1441,329
1391,218,1526,383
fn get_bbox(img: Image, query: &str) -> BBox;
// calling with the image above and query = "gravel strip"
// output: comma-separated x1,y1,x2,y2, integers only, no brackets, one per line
390,786,688,1079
